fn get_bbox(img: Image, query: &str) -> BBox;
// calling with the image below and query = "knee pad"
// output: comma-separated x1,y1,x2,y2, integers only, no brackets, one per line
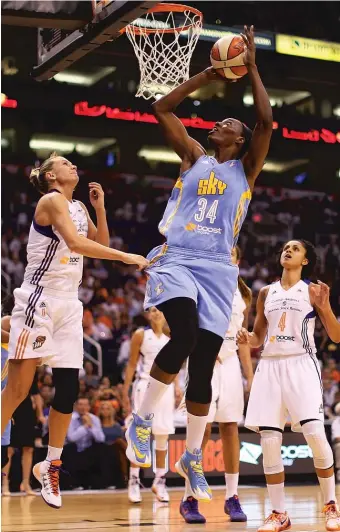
260,430,284,475
154,434,168,451
301,420,333,469
51,368,79,414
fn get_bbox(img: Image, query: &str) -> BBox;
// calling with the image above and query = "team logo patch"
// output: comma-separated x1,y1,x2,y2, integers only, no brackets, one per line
197,171,227,196
155,283,164,296
33,335,46,350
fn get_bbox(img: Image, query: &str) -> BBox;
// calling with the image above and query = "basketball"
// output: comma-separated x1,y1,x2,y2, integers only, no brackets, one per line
210,35,247,80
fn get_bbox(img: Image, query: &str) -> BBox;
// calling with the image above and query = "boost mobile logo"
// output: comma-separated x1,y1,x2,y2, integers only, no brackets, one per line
240,442,313,465
185,223,222,235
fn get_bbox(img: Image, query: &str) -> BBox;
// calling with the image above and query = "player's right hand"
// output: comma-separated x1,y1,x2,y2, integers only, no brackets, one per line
236,327,250,344
122,253,149,271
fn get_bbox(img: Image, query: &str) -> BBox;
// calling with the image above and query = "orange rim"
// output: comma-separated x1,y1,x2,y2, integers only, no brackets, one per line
120,3,203,35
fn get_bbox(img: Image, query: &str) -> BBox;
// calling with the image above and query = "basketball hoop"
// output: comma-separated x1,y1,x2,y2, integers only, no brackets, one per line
121,3,203,100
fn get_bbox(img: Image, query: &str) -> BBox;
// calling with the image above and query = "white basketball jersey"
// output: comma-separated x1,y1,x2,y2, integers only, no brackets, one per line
137,328,169,379
262,280,316,357
219,287,246,361
24,198,88,293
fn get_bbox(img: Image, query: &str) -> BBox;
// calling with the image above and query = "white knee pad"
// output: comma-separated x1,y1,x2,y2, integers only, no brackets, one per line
302,420,333,470
260,430,284,475
154,434,168,451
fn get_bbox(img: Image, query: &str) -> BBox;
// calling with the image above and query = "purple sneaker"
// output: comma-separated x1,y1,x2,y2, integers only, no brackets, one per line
224,495,247,522
180,496,206,524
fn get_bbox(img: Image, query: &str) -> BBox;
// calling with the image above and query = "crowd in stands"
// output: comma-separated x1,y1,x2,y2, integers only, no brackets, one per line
2,166,340,492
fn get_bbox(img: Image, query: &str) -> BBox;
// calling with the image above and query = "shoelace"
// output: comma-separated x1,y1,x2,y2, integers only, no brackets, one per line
130,476,145,489
155,477,167,496
228,496,243,512
324,504,340,519
136,425,151,451
190,459,208,490
184,496,199,512
44,461,67,496
265,512,285,525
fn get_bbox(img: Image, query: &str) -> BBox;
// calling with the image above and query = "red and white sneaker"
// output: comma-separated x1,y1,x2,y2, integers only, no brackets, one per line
258,511,291,532
33,460,62,509
324,501,340,531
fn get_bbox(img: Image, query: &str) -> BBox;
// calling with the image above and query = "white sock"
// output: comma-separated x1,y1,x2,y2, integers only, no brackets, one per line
46,446,62,461
155,468,167,479
267,483,285,513
138,376,169,419
225,473,239,498
183,480,193,501
186,412,208,453
130,467,140,479
318,474,337,504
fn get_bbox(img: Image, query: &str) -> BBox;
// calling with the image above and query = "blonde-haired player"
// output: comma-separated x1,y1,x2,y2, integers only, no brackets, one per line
238,239,340,532
180,246,253,524
1,152,148,509
123,307,179,503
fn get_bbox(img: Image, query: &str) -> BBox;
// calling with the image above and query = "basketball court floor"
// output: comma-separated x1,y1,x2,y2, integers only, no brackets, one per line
2,485,337,531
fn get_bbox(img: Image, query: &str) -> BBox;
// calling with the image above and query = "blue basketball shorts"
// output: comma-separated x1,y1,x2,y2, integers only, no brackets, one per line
144,245,239,338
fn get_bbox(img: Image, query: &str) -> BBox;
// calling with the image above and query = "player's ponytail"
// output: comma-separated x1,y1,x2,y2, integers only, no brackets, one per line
29,151,58,195
235,245,252,306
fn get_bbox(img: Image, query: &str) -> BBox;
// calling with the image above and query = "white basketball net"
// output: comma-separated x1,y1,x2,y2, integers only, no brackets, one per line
125,8,202,100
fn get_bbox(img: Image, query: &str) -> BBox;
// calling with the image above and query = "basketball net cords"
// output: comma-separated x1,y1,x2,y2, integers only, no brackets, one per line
125,10,202,100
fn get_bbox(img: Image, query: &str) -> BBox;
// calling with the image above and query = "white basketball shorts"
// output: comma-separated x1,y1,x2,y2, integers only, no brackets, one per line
245,353,324,433
131,378,175,435
207,353,244,424
8,282,84,369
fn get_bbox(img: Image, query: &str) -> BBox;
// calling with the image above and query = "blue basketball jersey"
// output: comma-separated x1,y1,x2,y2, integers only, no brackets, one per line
158,155,251,255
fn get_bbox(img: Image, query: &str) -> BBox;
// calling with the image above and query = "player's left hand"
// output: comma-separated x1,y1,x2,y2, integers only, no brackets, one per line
240,25,256,67
245,375,253,394
310,280,330,310
89,182,105,210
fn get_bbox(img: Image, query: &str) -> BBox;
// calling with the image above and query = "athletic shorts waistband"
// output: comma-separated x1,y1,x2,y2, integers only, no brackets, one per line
261,352,318,360
165,245,232,263
21,282,79,300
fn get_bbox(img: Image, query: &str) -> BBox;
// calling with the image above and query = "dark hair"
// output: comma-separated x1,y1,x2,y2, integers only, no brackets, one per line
235,246,252,306
238,123,252,159
1,294,14,317
278,239,317,279
29,151,58,195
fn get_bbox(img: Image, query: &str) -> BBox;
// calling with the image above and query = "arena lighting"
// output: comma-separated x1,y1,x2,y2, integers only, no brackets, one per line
138,147,182,163
74,102,340,144
334,105,340,118
243,89,311,108
29,136,116,156
263,159,309,173
54,67,116,86
1,94,17,108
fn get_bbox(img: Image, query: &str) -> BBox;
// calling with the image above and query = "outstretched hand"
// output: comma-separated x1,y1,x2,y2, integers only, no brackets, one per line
240,25,256,67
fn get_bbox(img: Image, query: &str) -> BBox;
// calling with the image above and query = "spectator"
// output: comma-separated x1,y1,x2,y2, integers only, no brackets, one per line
83,361,100,389
99,402,128,488
64,397,108,490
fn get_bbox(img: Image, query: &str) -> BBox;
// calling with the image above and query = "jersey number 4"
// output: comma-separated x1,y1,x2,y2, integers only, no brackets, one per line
194,199,219,223
278,312,287,332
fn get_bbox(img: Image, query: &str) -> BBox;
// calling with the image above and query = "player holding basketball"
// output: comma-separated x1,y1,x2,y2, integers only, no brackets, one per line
1,153,148,509
125,25,272,508
238,240,340,532
123,307,178,504
180,246,253,523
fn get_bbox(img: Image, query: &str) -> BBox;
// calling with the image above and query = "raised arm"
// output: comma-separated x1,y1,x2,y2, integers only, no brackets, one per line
122,329,144,414
241,26,273,188
38,193,148,269
310,281,340,343
152,69,218,168
79,183,109,246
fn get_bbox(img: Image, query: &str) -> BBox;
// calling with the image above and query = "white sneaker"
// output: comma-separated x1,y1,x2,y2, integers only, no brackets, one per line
128,476,142,503
33,459,62,509
152,476,170,503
